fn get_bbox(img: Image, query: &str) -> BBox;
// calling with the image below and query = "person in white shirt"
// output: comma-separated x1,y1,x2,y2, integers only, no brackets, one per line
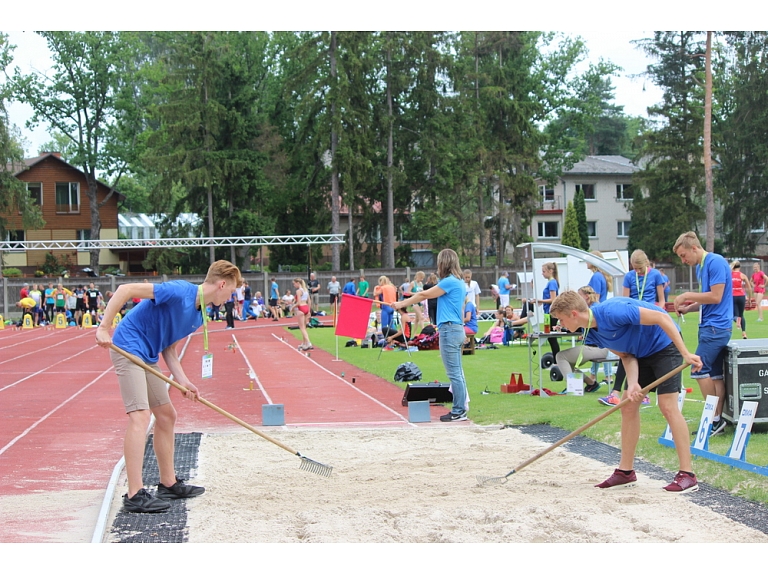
280,290,295,317
463,270,481,310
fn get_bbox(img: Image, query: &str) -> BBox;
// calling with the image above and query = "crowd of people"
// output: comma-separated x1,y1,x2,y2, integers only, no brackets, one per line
14,281,106,327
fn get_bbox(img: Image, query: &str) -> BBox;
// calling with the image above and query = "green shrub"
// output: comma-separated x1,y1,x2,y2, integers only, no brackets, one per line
2,267,22,277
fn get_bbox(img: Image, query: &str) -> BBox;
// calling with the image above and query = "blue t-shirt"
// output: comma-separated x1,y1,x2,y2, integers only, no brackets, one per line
464,301,478,333
542,279,558,314
697,253,733,329
113,281,203,364
623,268,664,303
342,281,356,295
270,281,279,300
588,272,607,302
590,298,676,358
437,275,465,327
498,276,510,295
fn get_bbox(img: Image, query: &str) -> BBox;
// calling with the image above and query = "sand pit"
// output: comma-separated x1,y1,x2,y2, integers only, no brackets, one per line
183,426,768,543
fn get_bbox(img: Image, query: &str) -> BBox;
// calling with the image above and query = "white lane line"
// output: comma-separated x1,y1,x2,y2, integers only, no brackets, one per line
0,365,114,457
0,344,99,393
231,333,273,404
270,333,415,427
0,329,92,365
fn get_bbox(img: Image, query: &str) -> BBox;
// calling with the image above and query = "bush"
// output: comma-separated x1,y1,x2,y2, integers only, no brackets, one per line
2,267,22,278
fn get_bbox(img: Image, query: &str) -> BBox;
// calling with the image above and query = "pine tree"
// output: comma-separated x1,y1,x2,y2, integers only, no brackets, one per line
573,189,589,251
561,201,581,249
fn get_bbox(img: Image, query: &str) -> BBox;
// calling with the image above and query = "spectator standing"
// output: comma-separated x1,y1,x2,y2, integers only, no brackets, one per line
423,273,439,325
536,262,561,358
373,276,398,333
242,281,258,321
53,284,69,315
269,278,281,321
752,262,767,322
497,272,511,309
29,284,43,326
673,231,733,436
327,276,341,311
342,277,356,296
74,284,87,325
357,275,369,298
224,290,236,329
308,272,320,313
20,282,29,299
235,282,245,320
44,282,56,323
463,270,481,310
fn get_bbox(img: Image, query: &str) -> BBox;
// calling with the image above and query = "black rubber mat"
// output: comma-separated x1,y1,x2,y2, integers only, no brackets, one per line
110,433,202,543
516,424,768,535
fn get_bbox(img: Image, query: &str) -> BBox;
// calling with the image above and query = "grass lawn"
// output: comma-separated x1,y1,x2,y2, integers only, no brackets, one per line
296,301,768,505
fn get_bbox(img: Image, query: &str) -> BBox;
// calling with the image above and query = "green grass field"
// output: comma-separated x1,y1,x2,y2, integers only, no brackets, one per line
297,301,768,504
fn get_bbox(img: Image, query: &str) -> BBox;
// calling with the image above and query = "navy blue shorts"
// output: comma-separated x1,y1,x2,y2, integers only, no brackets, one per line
692,326,731,381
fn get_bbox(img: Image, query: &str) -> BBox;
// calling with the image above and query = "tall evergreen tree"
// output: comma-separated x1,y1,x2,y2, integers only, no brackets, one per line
628,32,706,262
573,189,589,251
561,201,581,249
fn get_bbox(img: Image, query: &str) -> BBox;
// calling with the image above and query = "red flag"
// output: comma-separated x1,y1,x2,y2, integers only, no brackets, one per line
335,294,373,339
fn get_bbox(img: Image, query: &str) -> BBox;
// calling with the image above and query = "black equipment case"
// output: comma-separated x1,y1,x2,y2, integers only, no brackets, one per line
723,338,768,424
401,383,453,406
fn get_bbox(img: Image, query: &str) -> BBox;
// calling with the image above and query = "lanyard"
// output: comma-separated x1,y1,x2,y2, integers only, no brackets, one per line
575,309,593,368
635,268,648,300
199,284,209,352
696,252,707,291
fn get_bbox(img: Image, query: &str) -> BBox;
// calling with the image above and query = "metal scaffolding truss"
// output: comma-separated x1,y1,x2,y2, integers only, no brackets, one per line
0,234,346,251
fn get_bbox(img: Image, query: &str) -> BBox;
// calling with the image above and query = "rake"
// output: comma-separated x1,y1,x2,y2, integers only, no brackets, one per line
476,362,688,486
109,344,332,477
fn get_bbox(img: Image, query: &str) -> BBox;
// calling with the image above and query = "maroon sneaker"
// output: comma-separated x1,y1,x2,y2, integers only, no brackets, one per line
595,468,637,489
662,471,699,493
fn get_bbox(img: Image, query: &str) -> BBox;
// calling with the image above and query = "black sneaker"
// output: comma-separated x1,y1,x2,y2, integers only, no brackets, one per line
710,418,727,437
585,382,601,393
156,477,206,500
123,488,171,513
440,412,468,422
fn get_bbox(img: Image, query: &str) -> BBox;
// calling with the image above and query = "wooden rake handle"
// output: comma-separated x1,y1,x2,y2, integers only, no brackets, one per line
109,343,301,457
512,362,689,475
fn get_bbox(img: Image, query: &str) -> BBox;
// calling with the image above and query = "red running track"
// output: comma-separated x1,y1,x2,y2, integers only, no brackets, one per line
0,317,435,542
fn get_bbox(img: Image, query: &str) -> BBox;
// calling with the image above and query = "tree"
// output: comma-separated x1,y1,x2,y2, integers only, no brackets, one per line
0,33,44,255
715,32,768,256
573,188,589,251
628,32,706,262
11,32,135,273
561,201,581,249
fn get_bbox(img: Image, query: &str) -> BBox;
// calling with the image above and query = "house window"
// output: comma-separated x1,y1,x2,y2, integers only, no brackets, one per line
575,183,595,200
56,182,80,213
26,182,43,205
538,184,555,202
77,229,91,251
617,221,631,237
616,184,633,200
5,230,25,251
587,221,597,238
537,221,559,239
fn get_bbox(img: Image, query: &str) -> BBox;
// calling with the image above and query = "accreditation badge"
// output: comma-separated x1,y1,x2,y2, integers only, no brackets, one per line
202,353,214,379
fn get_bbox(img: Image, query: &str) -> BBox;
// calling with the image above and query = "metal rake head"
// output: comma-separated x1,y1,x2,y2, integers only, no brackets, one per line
476,471,515,487
299,455,333,477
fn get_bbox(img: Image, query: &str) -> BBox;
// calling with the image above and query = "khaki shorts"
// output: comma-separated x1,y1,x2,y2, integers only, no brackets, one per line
110,349,170,413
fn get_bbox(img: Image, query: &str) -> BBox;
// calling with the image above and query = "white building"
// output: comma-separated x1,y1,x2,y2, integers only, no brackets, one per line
531,155,637,252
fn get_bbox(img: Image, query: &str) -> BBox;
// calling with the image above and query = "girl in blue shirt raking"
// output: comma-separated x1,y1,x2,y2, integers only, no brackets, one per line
622,249,665,305
392,249,470,422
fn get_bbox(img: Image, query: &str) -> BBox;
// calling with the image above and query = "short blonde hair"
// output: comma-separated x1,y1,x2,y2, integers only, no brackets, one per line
550,290,588,318
630,249,650,269
673,231,702,252
205,260,242,286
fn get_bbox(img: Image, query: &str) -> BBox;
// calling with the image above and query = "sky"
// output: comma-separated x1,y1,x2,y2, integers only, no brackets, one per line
1,1,750,157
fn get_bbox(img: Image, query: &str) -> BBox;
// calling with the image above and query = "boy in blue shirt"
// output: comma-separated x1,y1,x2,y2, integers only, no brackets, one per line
551,292,702,493
673,231,733,436
96,260,242,513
